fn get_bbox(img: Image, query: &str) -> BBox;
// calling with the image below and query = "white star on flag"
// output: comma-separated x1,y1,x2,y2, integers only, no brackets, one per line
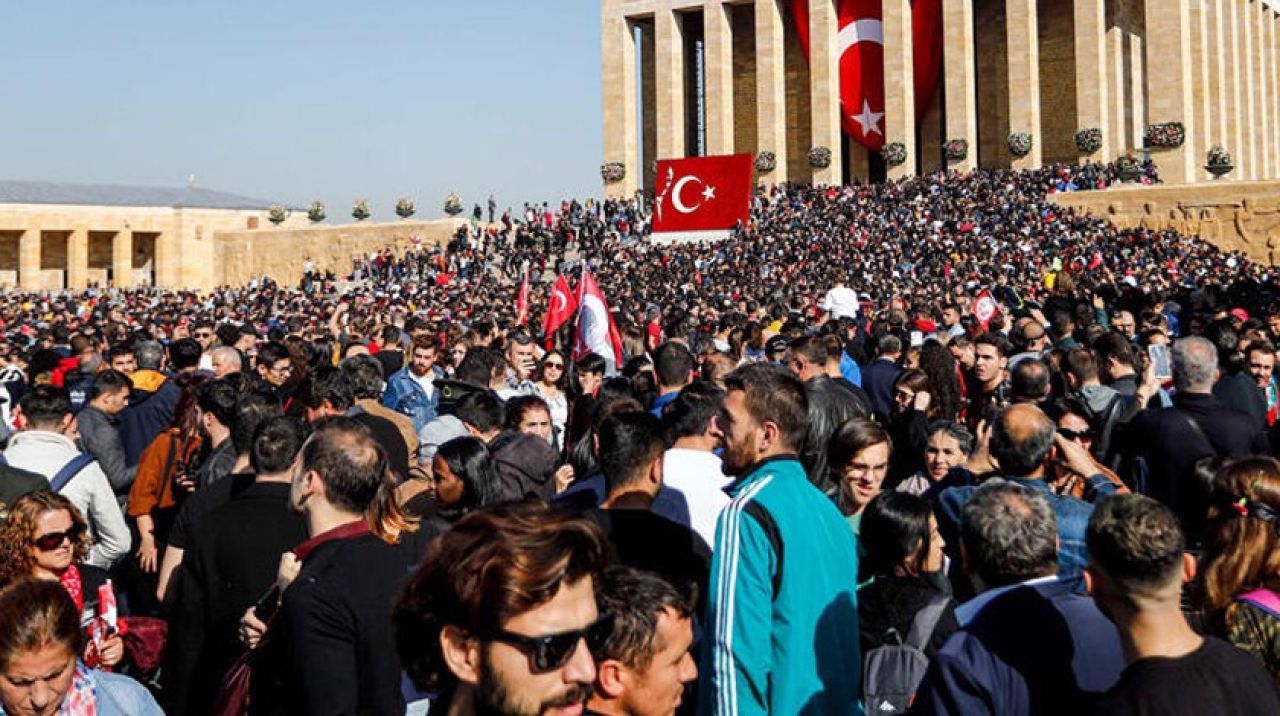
702,185,716,201
851,100,884,136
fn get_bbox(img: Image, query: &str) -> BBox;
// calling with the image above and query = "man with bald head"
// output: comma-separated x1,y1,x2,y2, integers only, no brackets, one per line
938,403,1120,590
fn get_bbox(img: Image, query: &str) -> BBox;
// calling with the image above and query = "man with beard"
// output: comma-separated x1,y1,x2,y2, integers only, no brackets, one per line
394,501,609,716
700,363,861,714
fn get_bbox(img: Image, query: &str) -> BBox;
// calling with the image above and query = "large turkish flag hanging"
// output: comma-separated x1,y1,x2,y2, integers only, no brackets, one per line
791,0,942,151
651,154,753,233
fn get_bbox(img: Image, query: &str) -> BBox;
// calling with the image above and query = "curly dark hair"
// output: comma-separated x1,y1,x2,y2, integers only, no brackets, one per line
0,491,90,588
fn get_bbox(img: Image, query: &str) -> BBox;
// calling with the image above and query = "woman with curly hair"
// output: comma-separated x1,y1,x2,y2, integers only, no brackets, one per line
1196,456,1280,683
0,491,125,670
917,339,963,422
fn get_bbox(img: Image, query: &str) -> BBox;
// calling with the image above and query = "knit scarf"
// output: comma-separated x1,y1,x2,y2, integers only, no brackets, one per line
60,564,84,612
63,662,98,716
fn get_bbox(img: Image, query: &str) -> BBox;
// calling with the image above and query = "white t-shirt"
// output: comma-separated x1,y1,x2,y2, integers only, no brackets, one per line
410,369,435,400
820,285,859,320
661,448,733,548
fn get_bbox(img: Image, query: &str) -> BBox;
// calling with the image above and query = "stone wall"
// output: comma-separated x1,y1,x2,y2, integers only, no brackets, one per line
1038,0,1078,165
975,0,1010,168
213,218,465,287
1048,180,1280,263
731,3,759,156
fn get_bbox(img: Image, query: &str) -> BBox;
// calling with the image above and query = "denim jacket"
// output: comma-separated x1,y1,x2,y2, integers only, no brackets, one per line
380,367,443,433
937,473,1117,591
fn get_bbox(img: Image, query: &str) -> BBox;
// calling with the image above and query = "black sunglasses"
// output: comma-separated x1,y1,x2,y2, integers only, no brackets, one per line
34,524,85,551
479,613,613,673
1058,428,1095,441
543,362,565,370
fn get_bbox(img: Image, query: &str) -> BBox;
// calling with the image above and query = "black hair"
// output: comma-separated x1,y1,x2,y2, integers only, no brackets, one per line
502,395,550,432
652,342,694,388
598,411,665,495
662,380,724,442
455,346,504,388
340,354,386,400
255,341,291,369
576,352,607,375
168,338,203,371
88,370,132,402
231,394,282,455
196,378,240,429
299,366,354,411
861,492,935,578
18,385,72,429
722,363,809,451
434,436,504,514
453,390,505,433
251,415,308,474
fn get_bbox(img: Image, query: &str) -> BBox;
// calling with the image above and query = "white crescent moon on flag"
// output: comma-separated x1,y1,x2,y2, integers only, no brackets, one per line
837,19,884,54
553,292,569,312
671,175,705,214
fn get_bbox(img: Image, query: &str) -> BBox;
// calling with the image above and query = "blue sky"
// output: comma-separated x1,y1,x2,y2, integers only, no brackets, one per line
3,1,603,219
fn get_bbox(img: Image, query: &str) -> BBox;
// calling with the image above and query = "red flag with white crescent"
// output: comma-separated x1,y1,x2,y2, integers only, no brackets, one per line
542,274,577,347
837,0,886,150
573,269,624,373
652,154,753,233
972,289,999,331
515,263,530,327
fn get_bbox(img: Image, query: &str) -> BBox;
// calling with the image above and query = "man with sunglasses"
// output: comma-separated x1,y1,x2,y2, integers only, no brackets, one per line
395,502,609,716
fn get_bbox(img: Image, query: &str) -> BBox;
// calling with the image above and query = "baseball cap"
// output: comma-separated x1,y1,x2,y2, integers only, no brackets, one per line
765,335,789,356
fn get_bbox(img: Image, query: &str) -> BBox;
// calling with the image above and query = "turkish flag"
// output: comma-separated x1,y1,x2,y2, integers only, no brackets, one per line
542,274,577,347
912,0,944,116
972,289,1000,331
573,270,625,373
515,263,530,327
652,154,753,233
791,0,886,151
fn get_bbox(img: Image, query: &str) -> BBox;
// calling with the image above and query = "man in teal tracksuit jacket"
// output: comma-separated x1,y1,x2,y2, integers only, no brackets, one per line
699,364,863,715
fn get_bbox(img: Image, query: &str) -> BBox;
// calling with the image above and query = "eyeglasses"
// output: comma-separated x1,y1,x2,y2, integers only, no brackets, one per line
1058,427,1095,441
194,331,213,339
543,362,564,370
34,525,85,551
478,613,613,674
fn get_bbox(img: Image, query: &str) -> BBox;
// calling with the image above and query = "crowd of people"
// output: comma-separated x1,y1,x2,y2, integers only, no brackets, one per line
2,163,1280,715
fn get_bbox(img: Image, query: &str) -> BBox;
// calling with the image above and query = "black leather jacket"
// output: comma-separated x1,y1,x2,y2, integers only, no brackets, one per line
800,375,870,495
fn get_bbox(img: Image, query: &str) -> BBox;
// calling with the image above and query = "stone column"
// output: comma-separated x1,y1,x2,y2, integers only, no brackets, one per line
654,7,686,161
808,0,842,184
113,230,133,288
1271,10,1279,178
1255,2,1270,178
601,0,638,197
1208,0,1229,149
18,228,39,291
1228,0,1245,177
1074,0,1110,163
1127,31,1146,151
67,227,88,289
1144,0,1196,184
1189,0,1210,181
1005,0,1041,169
883,0,916,178
756,0,789,182
943,0,978,172
703,0,736,156
1243,0,1258,179
1107,23,1127,152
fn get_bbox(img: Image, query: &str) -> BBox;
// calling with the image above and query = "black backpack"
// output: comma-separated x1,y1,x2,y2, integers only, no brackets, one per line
862,594,949,715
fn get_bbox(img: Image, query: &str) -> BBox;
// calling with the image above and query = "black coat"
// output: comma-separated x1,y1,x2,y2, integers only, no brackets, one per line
801,375,870,494
858,574,958,659
1124,392,1268,539
119,371,181,467
162,481,307,716
252,529,431,716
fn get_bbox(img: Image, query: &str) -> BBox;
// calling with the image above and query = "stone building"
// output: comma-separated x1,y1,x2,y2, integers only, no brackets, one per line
0,180,297,291
601,0,1280,194
0,181,461,291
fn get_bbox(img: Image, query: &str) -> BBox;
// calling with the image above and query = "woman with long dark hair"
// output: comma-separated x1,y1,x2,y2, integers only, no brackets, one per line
422,436,503,523
532,349,570,448
857,492,958,657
